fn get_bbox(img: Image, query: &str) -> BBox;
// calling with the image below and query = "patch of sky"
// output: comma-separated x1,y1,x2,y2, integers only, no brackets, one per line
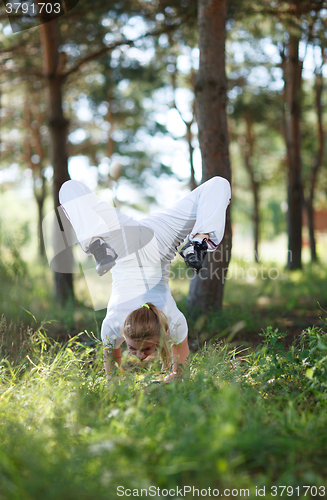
232,43,245,64
228,86,242,100
111,48,121,61
94,116,104,127
101,18,112,27
98,102,109,116
99,131,108,142
0,163,20,184
248,66,271,87
174,87,194,119
177,49,199,73
96,74,105,84
121,16,148,41
61,43,80,58
158,34,169,48
152,87,173,110
171,148,196,180
3,25,12,36
111,130,128,142
142,97,153,110
125,99,135,110
31,154,39,164
155,113,167,126
302,43,324,80
72,96,93,122
104,32,116,45
191,122,198,135
98,161,110,177
43,166,53,181
167,108,187,137
260,38,281,64
68,157,98,189
299,39,307,61
125,46,155,66
118,79,129,91
116,180,145,209
269,68,284,91
8,129,20,141
153,175,192,208
102,121,111,132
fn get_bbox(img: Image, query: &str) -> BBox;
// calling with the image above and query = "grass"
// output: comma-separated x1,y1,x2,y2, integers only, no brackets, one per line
1,229,327,497
1,325,327,498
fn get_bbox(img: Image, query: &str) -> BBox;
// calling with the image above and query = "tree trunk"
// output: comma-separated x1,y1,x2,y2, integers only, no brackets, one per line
283,34,303,270
36,196,45,257
243,115,260,263
253,180,260,263
188,0,232,315
33,171,47,257
40,19,74,302
186,121,197,191
305,50,324,263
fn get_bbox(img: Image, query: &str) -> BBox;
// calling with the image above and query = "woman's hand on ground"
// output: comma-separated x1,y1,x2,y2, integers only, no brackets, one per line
164,371,180,383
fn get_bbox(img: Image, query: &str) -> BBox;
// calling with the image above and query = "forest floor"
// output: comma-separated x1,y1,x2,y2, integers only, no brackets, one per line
1,253,327,497
1,256,327,353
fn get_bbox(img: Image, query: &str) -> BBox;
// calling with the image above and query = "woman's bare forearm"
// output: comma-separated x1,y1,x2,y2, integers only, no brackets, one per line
172,336,189,372
104,346,122,376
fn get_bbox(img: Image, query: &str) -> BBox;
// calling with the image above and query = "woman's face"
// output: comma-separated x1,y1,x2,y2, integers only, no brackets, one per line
125,337,157,361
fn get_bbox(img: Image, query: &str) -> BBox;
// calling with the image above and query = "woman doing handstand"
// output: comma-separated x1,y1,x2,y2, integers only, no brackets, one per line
59,176,231,381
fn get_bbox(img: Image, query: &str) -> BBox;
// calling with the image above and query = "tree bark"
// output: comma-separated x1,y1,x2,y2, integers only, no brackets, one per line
23,101,47,257
40,18,74,302
171,69,197,190
282,35,303,270
243,115,260,263
188,0,232,315
305,50,324,262
36,190,46,257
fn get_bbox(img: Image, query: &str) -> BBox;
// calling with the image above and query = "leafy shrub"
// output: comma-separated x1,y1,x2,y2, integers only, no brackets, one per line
0,221,29,281
248,325,327,405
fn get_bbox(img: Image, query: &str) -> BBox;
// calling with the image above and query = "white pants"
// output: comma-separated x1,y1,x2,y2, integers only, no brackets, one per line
59,176,231,264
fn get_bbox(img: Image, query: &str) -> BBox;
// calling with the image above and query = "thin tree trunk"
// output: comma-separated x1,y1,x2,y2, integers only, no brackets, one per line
23,100,47,257
36,195,45,256
253,180,260,263
283,34,303,270
171,69,197,190
40,19,74,302
305,49,324,262
188,0,232,316
33,170,47,257
186,121,197,191
243,116,260,263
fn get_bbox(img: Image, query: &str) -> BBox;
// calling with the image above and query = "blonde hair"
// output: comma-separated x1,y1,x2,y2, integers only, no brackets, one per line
122,302,172,370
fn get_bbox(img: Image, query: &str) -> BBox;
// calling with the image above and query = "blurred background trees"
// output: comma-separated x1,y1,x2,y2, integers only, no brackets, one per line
1,0,327,319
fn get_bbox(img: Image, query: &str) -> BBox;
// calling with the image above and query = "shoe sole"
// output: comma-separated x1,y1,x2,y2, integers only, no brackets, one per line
96,259,116,276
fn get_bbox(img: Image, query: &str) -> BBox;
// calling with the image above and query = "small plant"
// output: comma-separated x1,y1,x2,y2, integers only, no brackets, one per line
247,325,327,405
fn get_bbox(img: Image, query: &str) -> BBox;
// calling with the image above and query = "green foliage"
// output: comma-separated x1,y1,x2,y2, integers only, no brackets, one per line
247,325,327,405
0,222,29,282
1,325,327,497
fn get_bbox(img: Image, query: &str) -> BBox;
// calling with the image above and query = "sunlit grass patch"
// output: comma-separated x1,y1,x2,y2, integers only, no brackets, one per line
1,325,327,497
